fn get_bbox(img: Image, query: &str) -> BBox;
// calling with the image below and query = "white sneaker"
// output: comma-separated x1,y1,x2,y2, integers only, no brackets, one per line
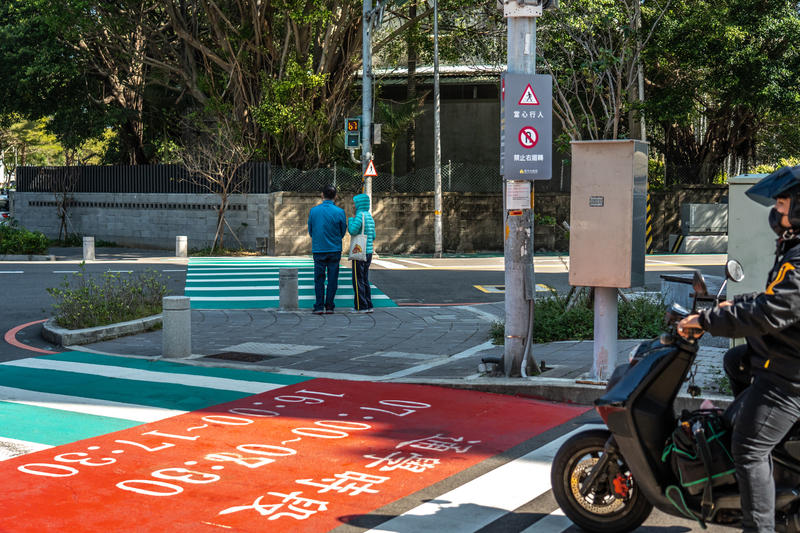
349,308,369,314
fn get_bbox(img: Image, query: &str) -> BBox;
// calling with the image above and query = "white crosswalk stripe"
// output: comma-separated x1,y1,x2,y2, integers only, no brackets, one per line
368,424,603,533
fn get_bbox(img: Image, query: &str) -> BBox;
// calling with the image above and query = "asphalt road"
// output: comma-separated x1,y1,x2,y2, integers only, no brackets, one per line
1,251,728,361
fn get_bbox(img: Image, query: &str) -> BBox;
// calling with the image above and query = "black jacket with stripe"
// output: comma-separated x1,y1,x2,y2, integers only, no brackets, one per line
698,236,800,380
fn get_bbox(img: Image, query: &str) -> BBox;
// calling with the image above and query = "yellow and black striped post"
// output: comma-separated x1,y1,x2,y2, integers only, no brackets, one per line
646,192,655,254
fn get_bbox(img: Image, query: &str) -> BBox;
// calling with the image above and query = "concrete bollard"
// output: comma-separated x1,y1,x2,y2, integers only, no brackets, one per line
176,236,188,258
279,268,299,311
83,236,95,261
162,296,191,359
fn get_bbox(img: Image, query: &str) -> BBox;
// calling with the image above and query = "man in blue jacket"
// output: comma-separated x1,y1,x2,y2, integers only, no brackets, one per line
308,185,347,314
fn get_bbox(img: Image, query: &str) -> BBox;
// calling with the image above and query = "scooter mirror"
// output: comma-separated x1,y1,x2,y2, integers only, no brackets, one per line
725,260,745,283
692,271,708,297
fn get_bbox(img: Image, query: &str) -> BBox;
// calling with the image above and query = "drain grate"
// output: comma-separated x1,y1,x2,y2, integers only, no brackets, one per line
201,351,280,363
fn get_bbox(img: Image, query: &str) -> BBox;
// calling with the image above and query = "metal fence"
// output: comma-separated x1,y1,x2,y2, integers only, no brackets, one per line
16,162,505,194
15,161,718,195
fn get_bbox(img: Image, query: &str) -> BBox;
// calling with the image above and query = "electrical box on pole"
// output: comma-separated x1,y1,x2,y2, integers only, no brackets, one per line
345,117,362,148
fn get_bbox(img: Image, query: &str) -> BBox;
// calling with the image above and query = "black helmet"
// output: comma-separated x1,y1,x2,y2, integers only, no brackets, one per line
746,165,800,230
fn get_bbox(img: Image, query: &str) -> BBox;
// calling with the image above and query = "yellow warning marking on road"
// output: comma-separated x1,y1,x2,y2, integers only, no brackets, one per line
474,284,551,294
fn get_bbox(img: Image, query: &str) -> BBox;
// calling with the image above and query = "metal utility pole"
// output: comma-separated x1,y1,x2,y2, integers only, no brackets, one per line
362,0,374,202
503,17,537,376
433,0,443,258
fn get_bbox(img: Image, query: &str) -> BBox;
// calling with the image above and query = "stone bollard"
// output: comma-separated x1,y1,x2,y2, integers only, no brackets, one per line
83,236,95,261
279,268,299,311
162,296,191,359
176,236,188,258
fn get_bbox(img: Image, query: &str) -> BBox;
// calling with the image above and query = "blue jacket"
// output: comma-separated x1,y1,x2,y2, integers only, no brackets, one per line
348,193,376,254
308,199,347,253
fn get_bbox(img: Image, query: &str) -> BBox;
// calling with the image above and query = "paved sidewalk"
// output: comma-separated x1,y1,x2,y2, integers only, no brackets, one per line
78,302,733,409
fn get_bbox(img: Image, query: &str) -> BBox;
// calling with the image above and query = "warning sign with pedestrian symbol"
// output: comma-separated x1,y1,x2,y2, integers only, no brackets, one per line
364,160,378,177
518,127,538,149
518,84,539,105
500,73,552,180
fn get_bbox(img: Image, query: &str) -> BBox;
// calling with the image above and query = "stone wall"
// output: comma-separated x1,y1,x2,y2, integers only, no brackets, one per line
11,185,728,254
269,192,505,255
11,192,270,250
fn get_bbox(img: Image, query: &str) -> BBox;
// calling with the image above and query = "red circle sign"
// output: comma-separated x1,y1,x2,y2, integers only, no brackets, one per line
518,127,538,149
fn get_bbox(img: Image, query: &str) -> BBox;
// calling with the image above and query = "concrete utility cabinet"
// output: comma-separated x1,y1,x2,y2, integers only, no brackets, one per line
569,140,648,289
681,204,729,234
728,174,774,299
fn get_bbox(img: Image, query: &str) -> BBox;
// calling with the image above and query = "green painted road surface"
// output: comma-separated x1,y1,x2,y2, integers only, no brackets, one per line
184,257,397,309
0,352,312,453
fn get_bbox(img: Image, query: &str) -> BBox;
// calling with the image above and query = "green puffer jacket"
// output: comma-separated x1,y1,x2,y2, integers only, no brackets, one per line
348,193,376,254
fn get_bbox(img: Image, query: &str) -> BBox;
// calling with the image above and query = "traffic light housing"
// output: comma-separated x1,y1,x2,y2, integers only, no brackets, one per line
345,117,361,148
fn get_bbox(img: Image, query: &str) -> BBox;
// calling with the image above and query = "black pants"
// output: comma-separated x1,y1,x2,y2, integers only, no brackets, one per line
351,254,372,310
724,345,800,533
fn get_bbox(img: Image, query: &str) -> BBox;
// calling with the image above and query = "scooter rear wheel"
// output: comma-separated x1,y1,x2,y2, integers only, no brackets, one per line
551,429,653,533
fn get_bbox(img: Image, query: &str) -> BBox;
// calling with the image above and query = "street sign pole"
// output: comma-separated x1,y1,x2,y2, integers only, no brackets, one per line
503,16,537,376
433,0,443,258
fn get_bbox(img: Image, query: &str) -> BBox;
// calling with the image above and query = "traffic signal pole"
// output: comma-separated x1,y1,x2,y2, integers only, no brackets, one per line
362,0,373,201
503,17,537,376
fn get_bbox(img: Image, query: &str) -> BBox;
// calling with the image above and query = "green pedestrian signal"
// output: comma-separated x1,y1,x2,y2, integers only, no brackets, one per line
345,117,361,148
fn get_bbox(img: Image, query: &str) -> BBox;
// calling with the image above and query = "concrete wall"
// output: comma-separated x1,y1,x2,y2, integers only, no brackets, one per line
11,192,270,250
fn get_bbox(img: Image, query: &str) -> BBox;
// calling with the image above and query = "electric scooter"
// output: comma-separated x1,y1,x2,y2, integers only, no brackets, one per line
551,260,800,532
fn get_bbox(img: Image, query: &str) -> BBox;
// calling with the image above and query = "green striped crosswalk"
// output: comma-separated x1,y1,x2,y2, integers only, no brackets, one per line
185,257,397,309
0,352,312,454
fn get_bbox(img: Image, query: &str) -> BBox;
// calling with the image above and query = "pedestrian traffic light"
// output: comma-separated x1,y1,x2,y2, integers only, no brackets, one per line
345,117,361,148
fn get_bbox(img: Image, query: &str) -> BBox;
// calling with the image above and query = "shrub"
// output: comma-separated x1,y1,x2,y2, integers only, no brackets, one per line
49,233,120,247
190,245,260,257
0,220,50,255
490,289,667,344
47,263,170,329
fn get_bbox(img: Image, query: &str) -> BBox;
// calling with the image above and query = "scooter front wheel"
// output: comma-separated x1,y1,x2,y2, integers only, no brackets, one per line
551,429,652,533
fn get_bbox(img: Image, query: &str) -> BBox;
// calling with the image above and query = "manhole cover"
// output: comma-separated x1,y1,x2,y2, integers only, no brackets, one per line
201,352,280,363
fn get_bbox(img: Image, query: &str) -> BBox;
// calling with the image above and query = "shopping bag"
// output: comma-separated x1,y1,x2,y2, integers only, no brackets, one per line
348,213,367,261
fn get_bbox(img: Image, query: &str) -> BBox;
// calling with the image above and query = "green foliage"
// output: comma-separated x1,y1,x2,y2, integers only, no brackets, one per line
750,158,800,175
644,0,800,171
47,263,170,330
490,290,667,344
534,213,557,226
189,246,260,257
252,58,330,166
48,233,119,248
0,220,49,254
375,93,427,176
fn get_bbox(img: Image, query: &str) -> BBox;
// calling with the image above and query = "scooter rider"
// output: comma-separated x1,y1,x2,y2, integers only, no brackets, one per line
677,165,800,533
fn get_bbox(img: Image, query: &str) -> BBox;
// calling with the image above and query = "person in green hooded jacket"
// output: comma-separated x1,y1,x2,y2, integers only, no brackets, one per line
348,193,376,313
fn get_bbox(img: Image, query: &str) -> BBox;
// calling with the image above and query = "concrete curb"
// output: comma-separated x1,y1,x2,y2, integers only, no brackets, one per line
42,315,162,347
0,254,56,261
384,376,733,411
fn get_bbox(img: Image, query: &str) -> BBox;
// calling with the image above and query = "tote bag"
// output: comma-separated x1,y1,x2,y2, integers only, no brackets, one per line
348,213,368,261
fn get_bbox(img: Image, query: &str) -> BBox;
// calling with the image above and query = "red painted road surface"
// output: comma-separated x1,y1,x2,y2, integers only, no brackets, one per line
0,379,588,532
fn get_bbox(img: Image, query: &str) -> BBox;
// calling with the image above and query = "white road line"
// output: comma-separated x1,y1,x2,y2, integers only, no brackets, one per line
185,284,378,291
371,259,409,269
107,270,133,273
54,271,78,274
378,340,495,380
2,359,287,394
0,436,53,461
0,386,186,422
0,271,23,274
367,424,604,533
519,509,573,533
186,294,391,302
455,306,502,322
398,259,434,267
162,269,187,272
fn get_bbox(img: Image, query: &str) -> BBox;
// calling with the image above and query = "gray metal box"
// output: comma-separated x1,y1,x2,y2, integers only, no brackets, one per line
668,234,728,253
680,203,728,235
727,174,774,300
569,140,648,288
